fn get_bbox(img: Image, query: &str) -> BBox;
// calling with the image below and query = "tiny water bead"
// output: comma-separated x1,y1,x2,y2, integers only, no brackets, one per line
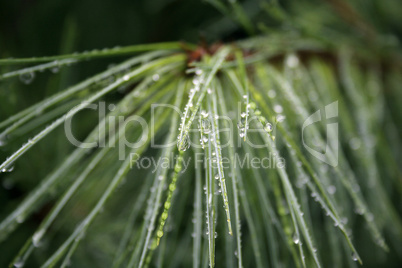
276,114,286,123
351,252,359,262
32,230,45,247
268,89,277,98
152,74,160,81
292,233,300,244
201,119,211,134
193,78,200,85
247,102,256,110
349,137,361,150
327,185,336,195
1,165,14,173
264,123,273,132
177,134,190,151
248,104,277,141
16,215,25,223
13,258,24,268
19,72,35,85
286,54,299,68
273,104,283,114
200,110,209,118
237,118,248,138
51,65,60,73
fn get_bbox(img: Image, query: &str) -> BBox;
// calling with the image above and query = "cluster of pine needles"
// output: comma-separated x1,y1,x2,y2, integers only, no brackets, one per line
0,1,402,268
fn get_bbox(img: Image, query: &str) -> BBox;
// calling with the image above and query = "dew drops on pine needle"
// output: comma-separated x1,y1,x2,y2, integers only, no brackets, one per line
19,72,35,84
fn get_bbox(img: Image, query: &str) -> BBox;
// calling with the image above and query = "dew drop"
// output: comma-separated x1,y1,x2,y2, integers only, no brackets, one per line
341,217,348,224
51,66,60,73
20,72,35,85
177,134,190,152
1,165,14,173
349,137,361,150
201,119,211,134
264,123,273,132
201,110,209,118
13,258,24,268
16,215,24,223
351,252,359,262
248,102,256,110
327,185,336,195
152,74,160,81
286,54,299,68
276,115,286,122
274,104,283,113
354,206,365,215
292,233,300,244
123,75,130,81
268,89,276,98
32,230,44,247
